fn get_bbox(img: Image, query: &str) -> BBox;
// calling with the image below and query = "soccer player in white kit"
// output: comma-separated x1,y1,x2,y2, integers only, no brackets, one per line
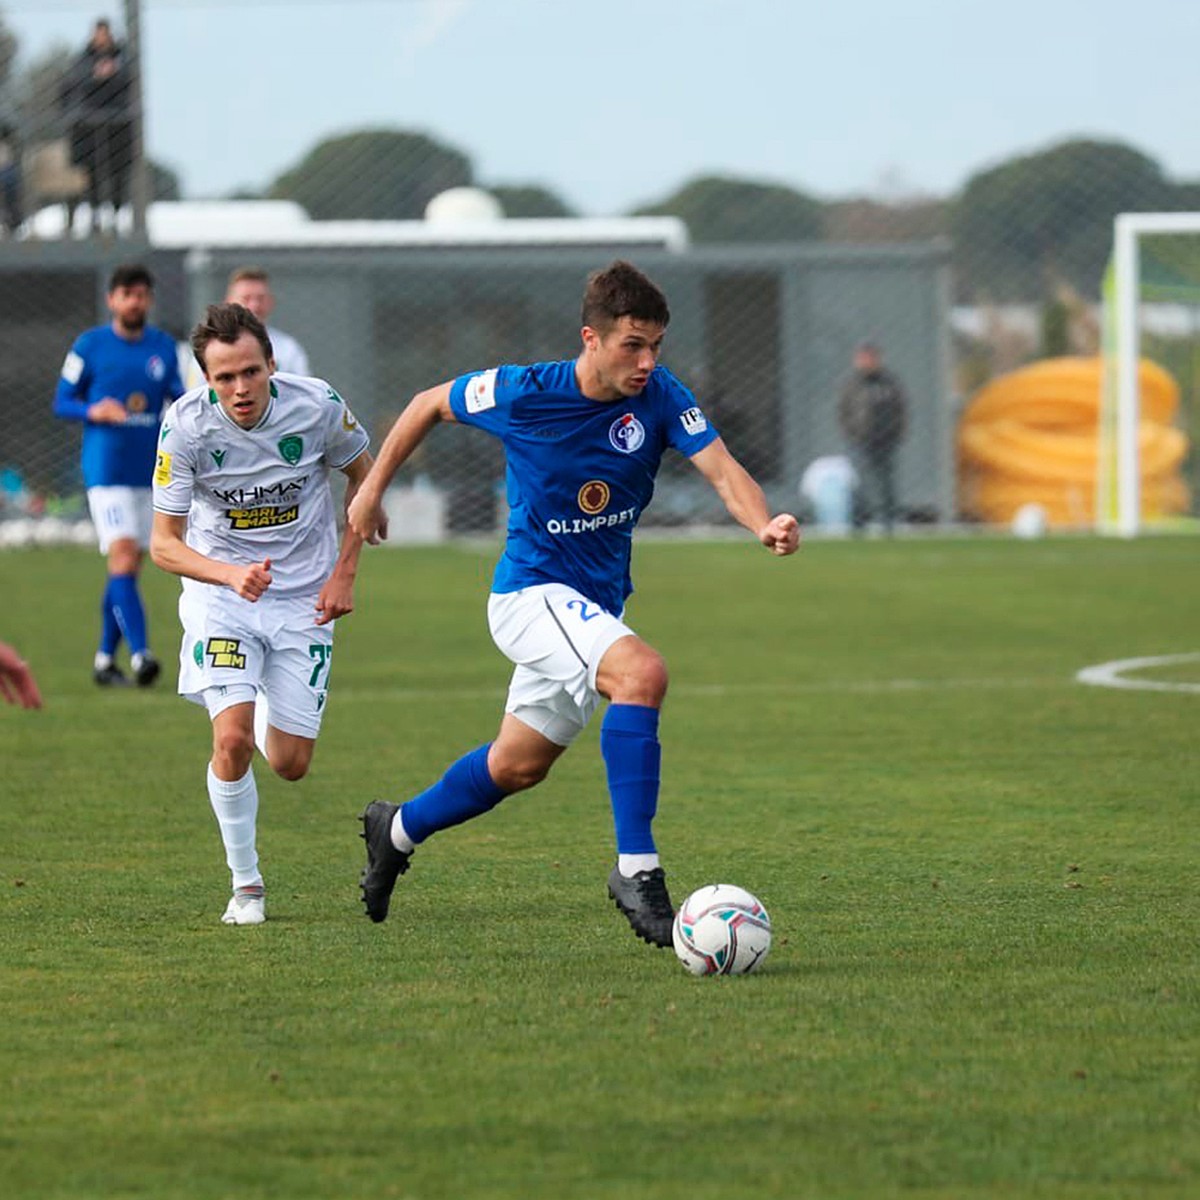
151,303,381,926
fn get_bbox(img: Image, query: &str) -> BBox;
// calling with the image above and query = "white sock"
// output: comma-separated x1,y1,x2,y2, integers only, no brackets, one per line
253,692,269,760
618,852,660,877
94,651,113,670
390,810,416,854
207,762,262,891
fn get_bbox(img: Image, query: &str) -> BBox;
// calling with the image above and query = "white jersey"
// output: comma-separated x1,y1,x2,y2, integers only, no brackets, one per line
266,326,310,376
153,372,369,599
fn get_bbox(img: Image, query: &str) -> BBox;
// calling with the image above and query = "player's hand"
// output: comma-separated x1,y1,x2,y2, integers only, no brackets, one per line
314,574,354,626
229,557,272,602
759,513,800,556
87,397,127,424
347,488,387,545
0,642,43,709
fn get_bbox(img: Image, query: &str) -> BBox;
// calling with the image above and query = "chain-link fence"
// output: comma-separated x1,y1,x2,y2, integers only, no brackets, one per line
1,10,1197,541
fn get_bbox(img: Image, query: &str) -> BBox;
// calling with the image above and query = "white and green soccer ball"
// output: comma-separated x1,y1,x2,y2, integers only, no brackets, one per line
672,884,772,975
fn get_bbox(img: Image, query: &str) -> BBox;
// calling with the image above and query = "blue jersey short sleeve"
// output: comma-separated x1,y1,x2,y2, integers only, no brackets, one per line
449,361,719,616
53,325,186,488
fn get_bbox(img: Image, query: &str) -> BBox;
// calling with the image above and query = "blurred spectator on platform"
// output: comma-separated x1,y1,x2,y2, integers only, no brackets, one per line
60,18,135,235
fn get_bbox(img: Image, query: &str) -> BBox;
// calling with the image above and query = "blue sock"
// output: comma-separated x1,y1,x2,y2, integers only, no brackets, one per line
601,704,661,855
99,577,122,656
400,744,507,845
108,573,148,656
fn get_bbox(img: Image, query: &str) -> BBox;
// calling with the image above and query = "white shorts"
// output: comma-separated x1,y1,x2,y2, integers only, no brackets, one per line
87,486,153,553
176,587,335,739
487,583,634,747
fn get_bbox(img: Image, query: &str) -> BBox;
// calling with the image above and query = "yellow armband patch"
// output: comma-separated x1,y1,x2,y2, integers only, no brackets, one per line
154,451,172,487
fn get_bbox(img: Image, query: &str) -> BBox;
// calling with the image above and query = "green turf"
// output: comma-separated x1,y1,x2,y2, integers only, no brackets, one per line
1,536,1197,1199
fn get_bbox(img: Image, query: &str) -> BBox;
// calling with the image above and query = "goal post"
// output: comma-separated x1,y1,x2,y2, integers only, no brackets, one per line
1102,211,1200,537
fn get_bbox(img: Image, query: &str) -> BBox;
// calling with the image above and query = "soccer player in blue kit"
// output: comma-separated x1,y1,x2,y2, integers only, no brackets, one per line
54,264,185,686
347,260,800,948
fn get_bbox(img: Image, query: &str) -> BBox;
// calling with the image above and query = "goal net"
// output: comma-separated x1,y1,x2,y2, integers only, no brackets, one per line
1099,213,1200,535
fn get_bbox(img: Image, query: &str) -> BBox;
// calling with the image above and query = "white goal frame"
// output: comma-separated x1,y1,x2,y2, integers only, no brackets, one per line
1106,211,1200,537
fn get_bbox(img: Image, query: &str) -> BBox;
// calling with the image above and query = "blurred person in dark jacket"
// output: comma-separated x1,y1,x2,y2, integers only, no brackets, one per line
837,341,908,534
60,18,135,234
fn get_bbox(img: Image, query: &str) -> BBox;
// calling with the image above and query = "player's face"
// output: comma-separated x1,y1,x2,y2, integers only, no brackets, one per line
583,316,666,400
226,280,273,321
107,284,152,334
204,332,275,428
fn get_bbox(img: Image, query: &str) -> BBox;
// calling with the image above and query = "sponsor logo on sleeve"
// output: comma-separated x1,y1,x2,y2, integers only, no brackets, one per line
680,406,708,435
609,413,645,453
153,451,172,487
146,355,166,382
342,407,359,431
464,369,498,414
61,351,84,384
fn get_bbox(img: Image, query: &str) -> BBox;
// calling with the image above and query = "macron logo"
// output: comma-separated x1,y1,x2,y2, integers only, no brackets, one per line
680,406,708,435
465,370,498,414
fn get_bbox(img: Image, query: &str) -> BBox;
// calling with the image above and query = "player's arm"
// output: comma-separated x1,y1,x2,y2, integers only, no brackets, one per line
315,450,384,626
689,438,800,556
149,512,273,601
346,382,455,543
52,346,125,424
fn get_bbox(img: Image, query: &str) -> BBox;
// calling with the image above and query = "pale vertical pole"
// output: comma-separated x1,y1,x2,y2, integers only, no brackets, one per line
123,0,147,239
1113,215,1140,537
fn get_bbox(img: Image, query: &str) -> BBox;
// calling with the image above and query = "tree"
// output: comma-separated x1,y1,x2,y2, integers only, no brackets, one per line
952,139,1177,302
488,184,575,218
268,129,472,220
632,174,822,243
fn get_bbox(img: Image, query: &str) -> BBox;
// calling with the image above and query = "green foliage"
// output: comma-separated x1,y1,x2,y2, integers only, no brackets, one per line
268,128,473,220
489,184,576,218
2,537,1199,1199
633,174,823,243
952,139,1183,302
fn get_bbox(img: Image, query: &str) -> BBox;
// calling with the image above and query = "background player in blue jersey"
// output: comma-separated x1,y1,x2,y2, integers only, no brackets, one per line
348,260,800,948
54,264,185,687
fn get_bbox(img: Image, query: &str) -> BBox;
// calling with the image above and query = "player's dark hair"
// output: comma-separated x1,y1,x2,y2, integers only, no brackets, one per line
581,260,670,333
108,263,154,292
190,303,274,375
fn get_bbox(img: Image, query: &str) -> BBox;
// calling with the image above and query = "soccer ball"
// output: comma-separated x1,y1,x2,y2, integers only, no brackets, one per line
672,884,772,975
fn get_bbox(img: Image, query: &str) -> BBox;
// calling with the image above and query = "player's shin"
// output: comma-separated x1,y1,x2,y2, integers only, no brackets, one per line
399,744,507,844
206,763,262,890
600,704,662,875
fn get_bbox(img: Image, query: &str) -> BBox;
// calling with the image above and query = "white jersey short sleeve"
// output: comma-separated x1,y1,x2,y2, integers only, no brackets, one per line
153,374,369,598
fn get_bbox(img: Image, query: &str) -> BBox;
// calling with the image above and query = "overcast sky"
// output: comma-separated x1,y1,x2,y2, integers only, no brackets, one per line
5,0,1199,214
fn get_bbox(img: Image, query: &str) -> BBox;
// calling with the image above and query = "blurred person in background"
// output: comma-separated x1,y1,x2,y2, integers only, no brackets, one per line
53,263,185,686
837,340,908,534
0,642,43,709
225,267,310,376
60,18,136,235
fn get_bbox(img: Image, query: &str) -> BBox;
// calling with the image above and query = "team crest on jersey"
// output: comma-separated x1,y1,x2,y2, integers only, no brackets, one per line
609,413,645,454
205,638,246,669
680,406,708,435
127,392,147,413
465,370,498,414
153,451,172,486
278,435,303,465
578,480,610,515
146,355,166,381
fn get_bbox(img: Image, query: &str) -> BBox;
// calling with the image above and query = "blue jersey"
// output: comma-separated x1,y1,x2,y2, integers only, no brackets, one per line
53,324,185,488
449,360,719,616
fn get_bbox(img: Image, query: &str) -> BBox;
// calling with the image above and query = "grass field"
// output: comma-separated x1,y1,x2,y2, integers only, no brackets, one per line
2,534,1197,1199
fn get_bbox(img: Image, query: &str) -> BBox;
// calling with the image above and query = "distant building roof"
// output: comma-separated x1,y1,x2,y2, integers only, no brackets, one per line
28,199,690,252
